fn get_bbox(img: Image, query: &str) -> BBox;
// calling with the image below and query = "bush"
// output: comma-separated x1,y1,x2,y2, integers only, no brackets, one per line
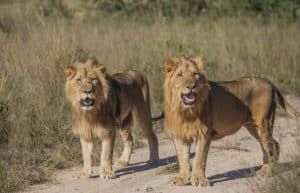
80,0,300,20
36,0,73,18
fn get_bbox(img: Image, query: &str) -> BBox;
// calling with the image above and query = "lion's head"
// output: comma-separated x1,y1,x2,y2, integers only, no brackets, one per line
64,59,109,112
163,56,209,112
163,56,210,139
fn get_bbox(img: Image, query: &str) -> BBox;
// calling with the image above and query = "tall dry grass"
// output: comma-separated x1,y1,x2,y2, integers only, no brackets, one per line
254,169,300,193
0,1,299,193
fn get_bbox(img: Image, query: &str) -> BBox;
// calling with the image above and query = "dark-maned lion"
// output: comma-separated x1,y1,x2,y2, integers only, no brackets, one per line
64,58,159,179
162,56,299,186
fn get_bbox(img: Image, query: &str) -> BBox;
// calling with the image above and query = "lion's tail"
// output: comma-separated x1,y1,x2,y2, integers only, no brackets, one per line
274,86,300,120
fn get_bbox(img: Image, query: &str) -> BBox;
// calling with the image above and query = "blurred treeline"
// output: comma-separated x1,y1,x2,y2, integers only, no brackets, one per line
32,0,300,21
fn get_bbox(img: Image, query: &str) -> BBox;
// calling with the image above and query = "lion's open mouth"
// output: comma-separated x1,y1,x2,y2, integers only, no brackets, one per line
181,92,196,105
80,98,94,107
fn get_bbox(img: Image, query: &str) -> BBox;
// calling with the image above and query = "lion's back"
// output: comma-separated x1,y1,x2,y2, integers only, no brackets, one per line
113,70,148,88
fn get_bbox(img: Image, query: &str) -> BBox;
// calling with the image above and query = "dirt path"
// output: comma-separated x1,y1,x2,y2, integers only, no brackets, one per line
23,96,300,193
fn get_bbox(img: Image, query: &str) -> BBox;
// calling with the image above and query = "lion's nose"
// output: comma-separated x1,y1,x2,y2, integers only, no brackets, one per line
84,90,92,94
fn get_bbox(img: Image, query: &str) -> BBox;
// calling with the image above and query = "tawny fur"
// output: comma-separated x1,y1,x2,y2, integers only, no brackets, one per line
64,58,159,179
163,56,299,186
164,57,210,141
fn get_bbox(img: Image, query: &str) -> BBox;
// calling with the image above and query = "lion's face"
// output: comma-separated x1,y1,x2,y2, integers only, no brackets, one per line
164,57,208,108
64,59,108,111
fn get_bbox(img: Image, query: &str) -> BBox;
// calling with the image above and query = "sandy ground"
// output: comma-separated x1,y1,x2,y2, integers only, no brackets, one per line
23,96,300,193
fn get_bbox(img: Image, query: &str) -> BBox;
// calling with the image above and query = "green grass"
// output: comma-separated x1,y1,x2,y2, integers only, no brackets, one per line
0,1,299,193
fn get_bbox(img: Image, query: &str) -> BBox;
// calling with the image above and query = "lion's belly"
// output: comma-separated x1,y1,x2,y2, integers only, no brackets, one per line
212,120,244,139
210,91,249,138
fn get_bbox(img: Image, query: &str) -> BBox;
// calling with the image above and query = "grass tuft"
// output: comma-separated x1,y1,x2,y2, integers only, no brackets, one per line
157,163,179,175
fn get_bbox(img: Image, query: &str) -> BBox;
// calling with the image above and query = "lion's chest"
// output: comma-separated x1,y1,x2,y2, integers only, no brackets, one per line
166,113,208,140
72,119,115,140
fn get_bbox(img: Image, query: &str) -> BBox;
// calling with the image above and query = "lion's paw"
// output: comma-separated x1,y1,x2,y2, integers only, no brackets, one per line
115,160,129,168
170,175,189,186
100,166,116,179
190,176,210,187
76,171,91,179
256,164,273,177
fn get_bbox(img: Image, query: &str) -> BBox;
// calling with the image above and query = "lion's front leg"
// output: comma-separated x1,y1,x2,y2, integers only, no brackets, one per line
99,133,116,179
171,137,191,186
78,137,93,179
191,133,211,187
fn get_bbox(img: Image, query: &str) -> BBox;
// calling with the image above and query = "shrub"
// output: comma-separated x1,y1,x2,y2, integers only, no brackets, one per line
36,0,73,18
80,0,300,20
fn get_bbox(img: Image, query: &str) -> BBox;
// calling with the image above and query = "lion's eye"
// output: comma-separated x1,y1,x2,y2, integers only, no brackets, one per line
91,78,98,84
76,78,82,84
194,73,200,80
177,72,183,78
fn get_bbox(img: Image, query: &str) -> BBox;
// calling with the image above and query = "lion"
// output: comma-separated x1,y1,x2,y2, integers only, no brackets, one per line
161,56,299,187
64,58,159,179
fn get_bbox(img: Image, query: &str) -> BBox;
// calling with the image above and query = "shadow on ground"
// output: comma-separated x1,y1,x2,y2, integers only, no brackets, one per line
115,155,178,177
115,157,297,186
209,161,297,185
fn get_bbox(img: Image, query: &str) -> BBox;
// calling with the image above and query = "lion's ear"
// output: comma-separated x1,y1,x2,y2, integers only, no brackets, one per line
163,59,177,75
64,66,76,79
190,56,205,72
93,63,106,73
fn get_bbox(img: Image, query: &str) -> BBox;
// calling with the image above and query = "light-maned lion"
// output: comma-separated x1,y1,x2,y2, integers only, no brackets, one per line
64,58,159,179
162,56,299,186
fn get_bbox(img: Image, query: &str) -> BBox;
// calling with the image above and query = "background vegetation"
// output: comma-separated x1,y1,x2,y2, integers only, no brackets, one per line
0,0,299,192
